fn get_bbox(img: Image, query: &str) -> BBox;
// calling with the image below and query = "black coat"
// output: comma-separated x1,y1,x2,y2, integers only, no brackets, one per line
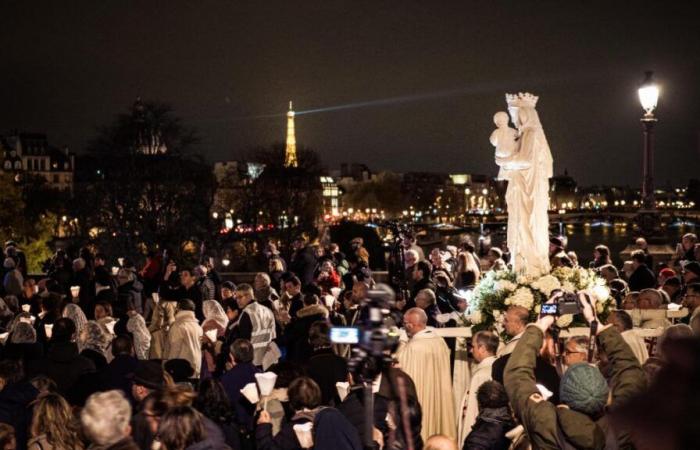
34,341,96,398
290,246,318,288
100,354,139,397
306,347,348,405
256,419,308,450
463,407,515,450
628,264,657,292
283,305,328,362
0,381,39,450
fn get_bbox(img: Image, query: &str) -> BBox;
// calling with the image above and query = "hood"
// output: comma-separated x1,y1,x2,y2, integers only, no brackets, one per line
297,304,329,319
556,407,606,449
479,407,515,427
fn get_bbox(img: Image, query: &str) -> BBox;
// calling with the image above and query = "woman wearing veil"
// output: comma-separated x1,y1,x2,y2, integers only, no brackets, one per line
496,93,553,277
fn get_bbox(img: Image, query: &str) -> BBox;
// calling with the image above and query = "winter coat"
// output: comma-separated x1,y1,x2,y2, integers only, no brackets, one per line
628,264,656,292
289,246,318,287
221,362,259,432
0,381,39,450
165,310,203,377
463,407,514,450
504,325,646,449
3,268,24,297
148,300,178,359
34,341,96,397
283,304,328,362
305,347,348,406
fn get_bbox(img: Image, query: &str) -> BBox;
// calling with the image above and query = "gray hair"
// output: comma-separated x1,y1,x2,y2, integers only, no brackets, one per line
566,336,589,354
416,288,436,305
81,390,132,445
10,322,37,344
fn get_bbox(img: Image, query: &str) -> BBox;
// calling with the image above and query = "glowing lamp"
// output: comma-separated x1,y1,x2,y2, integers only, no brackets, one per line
638,71,659,117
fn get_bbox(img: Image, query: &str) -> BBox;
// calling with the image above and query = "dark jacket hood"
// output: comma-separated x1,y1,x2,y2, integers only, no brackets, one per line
297,304,328,319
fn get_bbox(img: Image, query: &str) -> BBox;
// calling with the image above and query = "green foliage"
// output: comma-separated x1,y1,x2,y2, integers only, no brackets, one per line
0,174,27,241
19,213,58,273
71,100,215,261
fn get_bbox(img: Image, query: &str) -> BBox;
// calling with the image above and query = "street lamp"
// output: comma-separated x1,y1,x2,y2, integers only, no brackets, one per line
638,71,659,209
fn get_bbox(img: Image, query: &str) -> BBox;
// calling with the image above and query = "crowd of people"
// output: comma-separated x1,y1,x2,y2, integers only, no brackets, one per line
0,231,699,450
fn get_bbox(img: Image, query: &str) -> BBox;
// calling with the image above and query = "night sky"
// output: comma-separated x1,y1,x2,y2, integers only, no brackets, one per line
2,1,699,186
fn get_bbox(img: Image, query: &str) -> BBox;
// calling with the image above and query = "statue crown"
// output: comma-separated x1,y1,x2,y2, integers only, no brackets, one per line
506,92,539,108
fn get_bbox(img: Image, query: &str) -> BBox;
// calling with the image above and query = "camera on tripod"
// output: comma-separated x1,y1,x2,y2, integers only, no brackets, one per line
540,290,584,316
330,284,401,381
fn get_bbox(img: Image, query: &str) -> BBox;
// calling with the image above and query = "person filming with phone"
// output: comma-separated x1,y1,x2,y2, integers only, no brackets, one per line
504,290,646,449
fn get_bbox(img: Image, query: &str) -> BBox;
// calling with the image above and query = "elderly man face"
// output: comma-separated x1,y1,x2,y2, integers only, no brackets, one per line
503,306,528,337
404,251,417,269
403,310,427,338
563,338,588,366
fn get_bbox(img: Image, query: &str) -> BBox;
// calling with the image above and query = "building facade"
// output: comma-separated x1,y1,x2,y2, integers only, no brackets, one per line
0,132,75,191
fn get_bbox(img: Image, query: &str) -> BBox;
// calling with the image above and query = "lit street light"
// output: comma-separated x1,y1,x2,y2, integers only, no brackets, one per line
638,71,659,209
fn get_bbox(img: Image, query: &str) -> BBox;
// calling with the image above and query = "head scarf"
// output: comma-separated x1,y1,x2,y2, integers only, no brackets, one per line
81,321,111,356
62,303,88,347
126,313,152,360
202,300,228,329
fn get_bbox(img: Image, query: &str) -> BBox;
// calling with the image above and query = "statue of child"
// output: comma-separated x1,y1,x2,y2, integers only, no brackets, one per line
489,111,518,180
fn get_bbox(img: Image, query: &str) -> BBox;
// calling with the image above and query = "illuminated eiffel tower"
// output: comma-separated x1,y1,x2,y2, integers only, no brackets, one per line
284,101,298,168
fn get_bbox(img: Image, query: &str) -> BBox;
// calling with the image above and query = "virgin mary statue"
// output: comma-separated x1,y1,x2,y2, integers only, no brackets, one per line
495,93,553,277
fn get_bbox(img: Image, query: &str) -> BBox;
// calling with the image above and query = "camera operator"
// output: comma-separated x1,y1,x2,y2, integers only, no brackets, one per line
504,292,646,449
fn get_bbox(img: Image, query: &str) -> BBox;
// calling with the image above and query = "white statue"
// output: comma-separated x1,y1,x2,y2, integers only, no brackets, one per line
489,111,518,180
493,93,553,277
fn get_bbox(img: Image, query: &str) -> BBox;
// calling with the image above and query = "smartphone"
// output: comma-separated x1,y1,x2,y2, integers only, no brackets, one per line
330,327,360,344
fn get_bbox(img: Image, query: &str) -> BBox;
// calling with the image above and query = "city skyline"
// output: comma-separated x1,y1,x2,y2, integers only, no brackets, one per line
2,1,699,186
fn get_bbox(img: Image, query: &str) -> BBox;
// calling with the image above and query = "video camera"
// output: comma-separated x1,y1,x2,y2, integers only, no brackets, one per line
539,290,586,316
330,284,401,381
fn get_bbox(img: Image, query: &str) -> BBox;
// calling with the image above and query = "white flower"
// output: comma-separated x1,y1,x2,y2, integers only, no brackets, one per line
592,284,610,303
505,287,535,310
469,311,483,325
495,280,517,293
562,281,576,293
556,314,573,328
531,275,561,297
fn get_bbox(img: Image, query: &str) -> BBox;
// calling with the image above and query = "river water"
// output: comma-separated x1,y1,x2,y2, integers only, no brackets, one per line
457,222,695,268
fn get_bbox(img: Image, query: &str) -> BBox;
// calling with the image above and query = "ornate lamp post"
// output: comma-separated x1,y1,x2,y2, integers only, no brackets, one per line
638,71,659,210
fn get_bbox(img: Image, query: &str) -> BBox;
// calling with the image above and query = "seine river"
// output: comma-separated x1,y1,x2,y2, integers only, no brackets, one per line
465,222,696,267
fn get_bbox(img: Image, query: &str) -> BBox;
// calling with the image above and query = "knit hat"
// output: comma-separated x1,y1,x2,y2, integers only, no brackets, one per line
560,363,609,416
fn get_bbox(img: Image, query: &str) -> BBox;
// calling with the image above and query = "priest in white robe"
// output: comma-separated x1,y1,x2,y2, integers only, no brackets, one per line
396,308,456,441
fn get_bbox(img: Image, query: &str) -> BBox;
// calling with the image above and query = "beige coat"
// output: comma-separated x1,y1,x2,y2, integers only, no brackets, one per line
148,300,178,359
396,328,456,441
165,310,203,377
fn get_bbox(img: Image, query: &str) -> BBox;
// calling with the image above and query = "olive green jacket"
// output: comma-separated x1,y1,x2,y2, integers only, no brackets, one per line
504,325,646,449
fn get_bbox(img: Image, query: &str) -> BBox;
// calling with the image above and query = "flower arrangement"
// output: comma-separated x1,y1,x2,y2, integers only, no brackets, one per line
467,267,613,338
